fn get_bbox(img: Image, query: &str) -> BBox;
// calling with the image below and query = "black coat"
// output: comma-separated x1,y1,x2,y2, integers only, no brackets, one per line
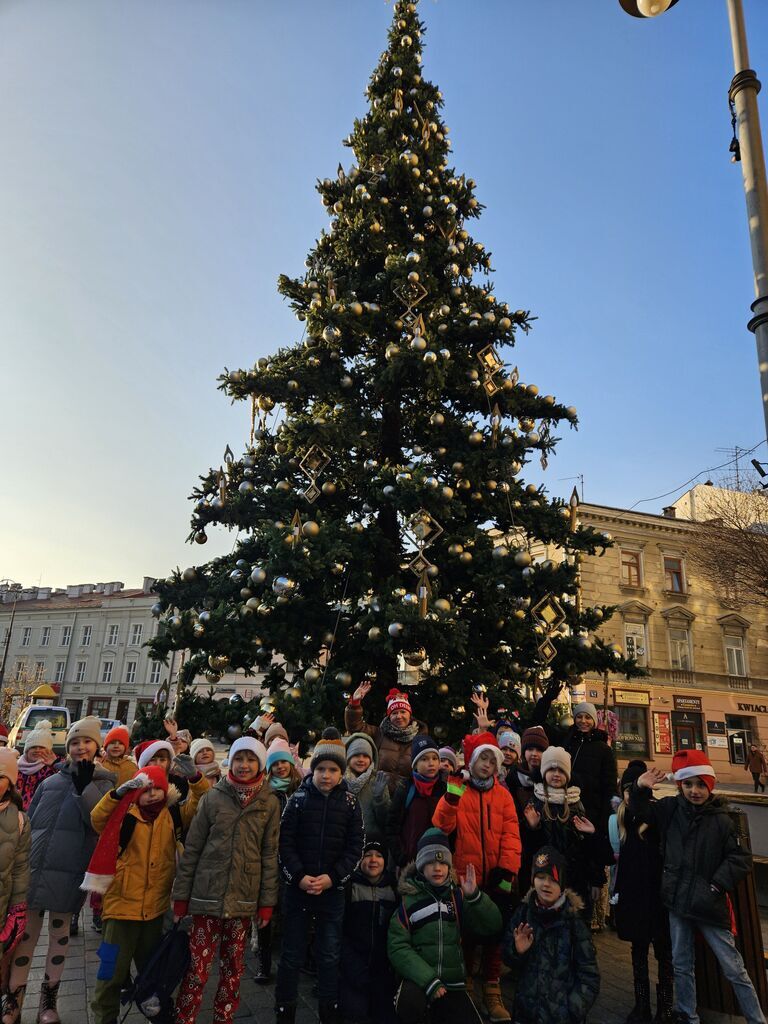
341,868,398,1024
525,797,606,904
279,775,364,889
630,787,751,930
612,807,667,945
563,728,617,836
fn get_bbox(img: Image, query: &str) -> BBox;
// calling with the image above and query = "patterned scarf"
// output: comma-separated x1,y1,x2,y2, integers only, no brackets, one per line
198,761,221,781
345,763,375,795
380,716,420,745
533,782,582,805
227,771,265,806
469,774,495,792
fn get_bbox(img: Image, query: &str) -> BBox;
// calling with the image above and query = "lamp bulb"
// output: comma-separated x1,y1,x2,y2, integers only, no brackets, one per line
637,0,672,15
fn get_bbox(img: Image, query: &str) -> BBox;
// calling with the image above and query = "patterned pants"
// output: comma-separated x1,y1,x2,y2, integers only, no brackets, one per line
175,915,249,1024
8,909,71,991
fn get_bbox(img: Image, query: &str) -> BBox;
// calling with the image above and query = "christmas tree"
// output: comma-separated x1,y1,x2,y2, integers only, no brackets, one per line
149,0,636,743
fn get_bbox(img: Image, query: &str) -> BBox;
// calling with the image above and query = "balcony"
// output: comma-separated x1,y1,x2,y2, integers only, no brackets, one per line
646,666,762,693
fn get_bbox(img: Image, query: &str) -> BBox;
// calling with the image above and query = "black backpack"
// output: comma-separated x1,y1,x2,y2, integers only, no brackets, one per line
120,923,190,1022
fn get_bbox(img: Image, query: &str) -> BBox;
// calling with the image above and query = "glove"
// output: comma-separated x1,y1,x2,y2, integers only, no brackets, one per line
115,776,149,799
0,902,27,953
257,906,273,925
445,772,468,805
172,754,198,779
72,759,96,795
488,867,515,899
173,900,189,920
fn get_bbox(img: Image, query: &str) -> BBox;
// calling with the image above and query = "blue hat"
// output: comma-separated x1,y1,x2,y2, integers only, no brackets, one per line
411,734,439,769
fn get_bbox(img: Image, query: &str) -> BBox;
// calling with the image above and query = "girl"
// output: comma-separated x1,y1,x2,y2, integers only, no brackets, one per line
190,738,221,783
496,730,521,779
98,725,136,786
521,746,603,919
0,750,30,1007
386,735,446,870
609,760,673,1024
173,736,280,1024
14,720,58,811
266,740,302,810
3,717,114,1024
344,732,390,846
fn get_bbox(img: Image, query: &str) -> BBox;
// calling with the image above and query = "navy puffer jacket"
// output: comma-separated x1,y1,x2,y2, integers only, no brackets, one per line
279,774,364,889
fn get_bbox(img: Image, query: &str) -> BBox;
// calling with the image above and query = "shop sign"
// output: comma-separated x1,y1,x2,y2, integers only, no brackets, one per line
588,690,599,699
613,689,650,706
707,736,728,748
737,703,768,713
673,696,702,712
653,711,672,755
706,721,726,735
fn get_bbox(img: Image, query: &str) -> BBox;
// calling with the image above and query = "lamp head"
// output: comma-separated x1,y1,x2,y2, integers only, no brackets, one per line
619,0,679,16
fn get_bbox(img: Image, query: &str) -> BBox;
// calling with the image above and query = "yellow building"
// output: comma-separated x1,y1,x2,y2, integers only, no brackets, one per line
538,492,768,785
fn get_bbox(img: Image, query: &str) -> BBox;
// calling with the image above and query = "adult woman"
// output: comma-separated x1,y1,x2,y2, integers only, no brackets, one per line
344,681,428,792
745,743,767,794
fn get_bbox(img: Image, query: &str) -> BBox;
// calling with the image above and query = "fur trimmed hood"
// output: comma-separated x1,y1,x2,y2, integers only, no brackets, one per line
520,885,584,914
397,859,459,895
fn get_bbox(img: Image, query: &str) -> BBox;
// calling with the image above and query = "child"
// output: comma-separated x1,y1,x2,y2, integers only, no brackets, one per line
609,760,673,1024
387,828,500,1024
275,727,364,1024
173,736,280,1024
0,750,31,999
340,840,398,1024
98,725,137,786
189,738,221,783
4,717,115,1024
519,746,603,918
387,736,446,871
496,730,520,779
14,720,59,811
134,738,210,813
266,739,303,809
505,726,549,817
632,751,766,1024
345,732,390,846
84,766,178,1024
433,732,521,1023
503,846,599,1024
438,747,458,781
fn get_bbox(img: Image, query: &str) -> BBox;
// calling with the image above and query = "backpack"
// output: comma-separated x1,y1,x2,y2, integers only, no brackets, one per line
119,923,190,1021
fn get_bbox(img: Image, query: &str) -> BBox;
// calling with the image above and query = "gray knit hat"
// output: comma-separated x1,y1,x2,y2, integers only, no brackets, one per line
310,727,347,772
573,702,597,725
416,828,453,872
345,732,377,764
438,746,458,770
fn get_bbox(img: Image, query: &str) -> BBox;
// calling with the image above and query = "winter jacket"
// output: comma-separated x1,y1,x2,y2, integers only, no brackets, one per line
344,702,429,789
344,733,391,846
432,777,521,890
342,867,398,973
745,748,767,775
630,786,751,930
0,801,30,920
524,795,606,903
99,755,138,787
388,863,502,998
387,776,446,869
173,777,280,917
26,760,115,912
16,762,59,812
279,774,364,889
503,888,599,1024
610,805,667,945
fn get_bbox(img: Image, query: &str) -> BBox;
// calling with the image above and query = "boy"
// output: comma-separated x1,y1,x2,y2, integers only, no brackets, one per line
438,747,458,781
275,727,364,1024
632,750,766,1024
134,738,210,809
340,840,398,1024
433,732,521,1022
503,846,599,1024
388,828,500,1024
387,736,446,870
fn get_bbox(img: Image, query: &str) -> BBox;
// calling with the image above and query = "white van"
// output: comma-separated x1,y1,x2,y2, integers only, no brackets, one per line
8,705,71,756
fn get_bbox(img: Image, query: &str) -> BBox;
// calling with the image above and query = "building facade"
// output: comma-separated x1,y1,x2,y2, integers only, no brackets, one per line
537,493,768,784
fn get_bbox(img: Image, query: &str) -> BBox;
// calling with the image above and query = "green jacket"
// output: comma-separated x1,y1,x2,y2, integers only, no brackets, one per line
172,778,280,918
387,862,502,999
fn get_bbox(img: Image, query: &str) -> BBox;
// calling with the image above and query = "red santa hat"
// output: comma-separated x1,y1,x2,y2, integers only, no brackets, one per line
80,766,169,895
670,749,717,791
135,740,175,769
386,689,412,717
462,731,504,772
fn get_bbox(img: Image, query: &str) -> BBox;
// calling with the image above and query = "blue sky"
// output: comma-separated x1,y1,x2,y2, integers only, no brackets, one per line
2,0,767,588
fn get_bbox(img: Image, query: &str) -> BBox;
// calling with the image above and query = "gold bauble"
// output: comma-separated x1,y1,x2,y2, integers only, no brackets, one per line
468,431,483,446
302,520,320,538
258,395,275,411
322,481,337,496
368,627,383,641
437,682,449,695
304,667,321,684
459,552,473,565
434,598,451,614
448,543,464,556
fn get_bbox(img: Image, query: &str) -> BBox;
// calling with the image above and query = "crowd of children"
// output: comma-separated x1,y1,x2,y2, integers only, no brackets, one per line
0,693,765,1024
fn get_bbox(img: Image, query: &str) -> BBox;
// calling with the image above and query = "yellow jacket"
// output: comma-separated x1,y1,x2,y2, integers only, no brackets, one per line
99,756,138,786
90,775,209,921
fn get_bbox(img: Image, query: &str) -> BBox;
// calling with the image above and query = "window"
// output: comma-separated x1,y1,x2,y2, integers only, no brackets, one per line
129,624,143,646
125,661,137,684
614,705,650,759
14,660,26,681
21,627,31,647
40,626,50,647
88,697,111,718
81,625,92,647
725,634,747,677
107,625,119,646
664,556,685,593
669,627,692,670
101,661,113,684
34,661,46,682
621,550,642,588
75,661,87,684
624,622,648,668
149,662,161,686
54,661,65,683
60,626,72,647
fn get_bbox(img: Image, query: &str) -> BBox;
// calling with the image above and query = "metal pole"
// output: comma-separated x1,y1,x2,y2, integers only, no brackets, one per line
0,590,21,702
726,0,768,446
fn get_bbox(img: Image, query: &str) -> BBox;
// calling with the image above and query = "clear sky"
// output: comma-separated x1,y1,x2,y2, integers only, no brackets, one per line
2,0,768,589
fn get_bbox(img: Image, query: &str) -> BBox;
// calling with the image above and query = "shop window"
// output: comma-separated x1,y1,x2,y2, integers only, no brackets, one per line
621,550,642,588
624,622,648,667
88,697,110,718
614,705,650,759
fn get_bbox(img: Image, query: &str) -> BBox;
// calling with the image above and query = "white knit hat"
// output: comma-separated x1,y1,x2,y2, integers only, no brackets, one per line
229,736,267,771
137,740,175,769
540,746,572,782
190,737,216,762
24,719,55,753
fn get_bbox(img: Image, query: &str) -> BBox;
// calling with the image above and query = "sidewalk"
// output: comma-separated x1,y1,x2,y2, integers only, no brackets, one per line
16,908,756,1024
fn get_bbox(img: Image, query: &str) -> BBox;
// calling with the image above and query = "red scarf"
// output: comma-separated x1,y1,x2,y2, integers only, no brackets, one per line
412,774,439,798
227,770,265,806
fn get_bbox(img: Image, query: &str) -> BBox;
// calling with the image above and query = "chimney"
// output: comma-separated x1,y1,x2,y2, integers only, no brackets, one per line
36,588,51,600
143,577,157,594
662,506,677,519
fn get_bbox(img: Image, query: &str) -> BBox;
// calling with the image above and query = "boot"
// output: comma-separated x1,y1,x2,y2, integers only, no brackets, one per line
625,978,651,1023
37,981,60,1024
654,980,675,1023
318,1002,340,1024
253,922,272,984
275,1003,296,1024
482,982,511,1023
68,913,78,937
1,986,25,1024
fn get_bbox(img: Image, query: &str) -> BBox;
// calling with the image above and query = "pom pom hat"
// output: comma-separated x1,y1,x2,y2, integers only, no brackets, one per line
190,737,215,762
671,749,716,791
24,719,55,753
310,728,347,772
386,689,412,717
462,731,504,771
266,739,294,772
81,766,168,895
136,740,175,769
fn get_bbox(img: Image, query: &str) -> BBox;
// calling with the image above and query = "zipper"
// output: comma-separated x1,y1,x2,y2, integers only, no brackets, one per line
318,792,328,875
370,884,377,959
436,892,443,979
479,790,486,883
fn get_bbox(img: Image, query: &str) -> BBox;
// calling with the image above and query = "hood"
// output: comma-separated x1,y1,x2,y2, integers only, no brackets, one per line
397,860,458,896
521,886,584,916
345,731,379,770
676,791,731,817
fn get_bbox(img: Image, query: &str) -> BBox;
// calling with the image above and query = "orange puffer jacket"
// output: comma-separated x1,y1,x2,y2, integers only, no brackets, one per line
432,778,521,888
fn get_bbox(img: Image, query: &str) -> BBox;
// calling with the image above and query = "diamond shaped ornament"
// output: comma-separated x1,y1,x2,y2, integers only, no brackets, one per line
300,445,330,481
538,637,558,664
405,509,443,549
302,482,321,504
476,344,503,375
531,594,566,632
408,552,433,577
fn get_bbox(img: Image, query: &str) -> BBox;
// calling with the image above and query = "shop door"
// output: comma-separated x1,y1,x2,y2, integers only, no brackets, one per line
674,723,696,751
729,731,748,765
115,700,130,723
671,711,704,752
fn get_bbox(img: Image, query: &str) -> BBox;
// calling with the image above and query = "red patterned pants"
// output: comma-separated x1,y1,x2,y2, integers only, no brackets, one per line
175,915,249,1024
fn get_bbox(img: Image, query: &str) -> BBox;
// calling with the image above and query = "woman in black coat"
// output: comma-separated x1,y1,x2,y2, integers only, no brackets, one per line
610,761,673,1023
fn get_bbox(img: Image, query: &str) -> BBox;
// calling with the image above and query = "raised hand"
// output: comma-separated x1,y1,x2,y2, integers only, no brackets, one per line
513,922,534,955
115,775,150,798
172,753,198,779
352,680,372,703
573,815,595,834
258,712,275,731
460,863,478,897
637,767,667,790
523,803,541,829
163,716,178,739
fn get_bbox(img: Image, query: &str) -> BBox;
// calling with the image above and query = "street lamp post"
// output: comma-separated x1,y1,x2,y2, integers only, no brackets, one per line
0,581,23,702
620,0,768,447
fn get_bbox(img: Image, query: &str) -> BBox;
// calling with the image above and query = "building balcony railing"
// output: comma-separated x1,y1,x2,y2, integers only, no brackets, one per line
642,666,760,693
